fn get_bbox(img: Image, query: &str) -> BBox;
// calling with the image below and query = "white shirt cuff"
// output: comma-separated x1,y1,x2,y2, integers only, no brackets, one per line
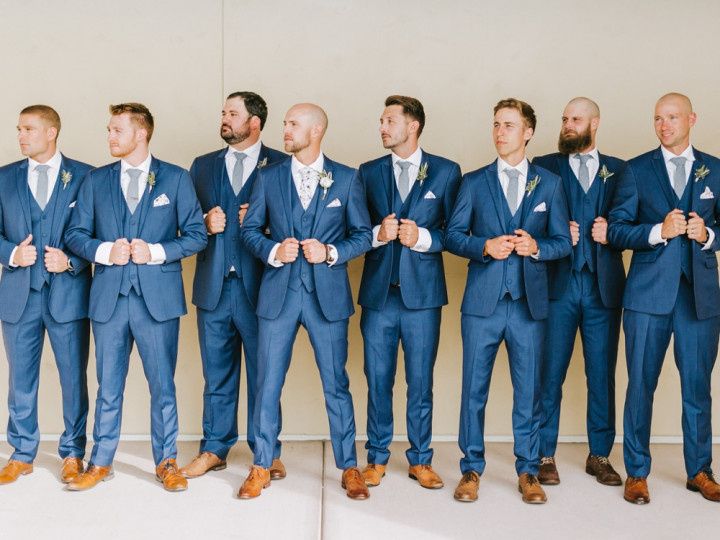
95,242,114,265
372,225,387,248
8,246,19,268
531,250,541,260
649,223,667,246
327,244,338,266
410,227,432,252
148,243,166,265
702,227,715,250
268,243,284,267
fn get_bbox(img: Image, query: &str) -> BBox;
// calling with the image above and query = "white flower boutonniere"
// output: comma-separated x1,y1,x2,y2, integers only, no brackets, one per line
257,157,268,169
147,171,156,193
319,170,333,200
525,175,540,195
695,164,710,182
417,162,429,186
598,164,614,183
60,170,73,190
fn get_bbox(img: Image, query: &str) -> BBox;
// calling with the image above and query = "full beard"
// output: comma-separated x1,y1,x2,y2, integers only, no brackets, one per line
558,128,592,155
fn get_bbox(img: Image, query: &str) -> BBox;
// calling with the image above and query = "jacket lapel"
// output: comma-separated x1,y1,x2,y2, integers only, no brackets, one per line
137,157,158,234
311,156,333,237
49,155,73,245
690,148,707,212
15,160,32,232
651,147,678,210
380,156,394,213
558,155,576,219
485,160,506,227
109,161,124,236
278,159,293,236
404,151,429,214
520,163,543,224
212,148,227,207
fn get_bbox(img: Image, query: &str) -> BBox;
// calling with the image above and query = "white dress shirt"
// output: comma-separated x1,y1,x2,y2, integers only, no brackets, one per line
568,147,600,188
371,147,432,251
267,153,338,267
224,139,262,187
95,153,166,265
649,144,714,250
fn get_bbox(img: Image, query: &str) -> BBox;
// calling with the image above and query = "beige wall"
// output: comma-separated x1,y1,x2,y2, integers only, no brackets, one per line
0,0,719,441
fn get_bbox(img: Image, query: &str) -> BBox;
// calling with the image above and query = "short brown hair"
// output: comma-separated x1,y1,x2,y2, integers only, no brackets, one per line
493,98,536,132
109,102,154,141
385,95,425,136
20,104,61,137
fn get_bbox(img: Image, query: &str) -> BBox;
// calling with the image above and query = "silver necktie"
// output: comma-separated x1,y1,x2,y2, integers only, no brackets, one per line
575,153,592,193
670,156,688,199
232,151,247,196
397,161,411,202
126,168,142,214
505,168,521,215
35,164,50,210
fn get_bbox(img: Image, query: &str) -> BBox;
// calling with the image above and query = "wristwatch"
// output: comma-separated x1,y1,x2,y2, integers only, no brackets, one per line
325,244,336,264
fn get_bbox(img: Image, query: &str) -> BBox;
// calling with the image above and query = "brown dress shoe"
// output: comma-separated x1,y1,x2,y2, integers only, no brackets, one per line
238,466,271,499
624,476,650,504
454,471,480,502
687,470,720,502
538,456,560,485
408,464,444,489
60,457,84,484
66,464,113,491
518,473,547,504
0,460,33,485
269,458,286,480
342,467,370,500
586,455,622,486
180,452,227,479
361,464,386,487
156,458,188,492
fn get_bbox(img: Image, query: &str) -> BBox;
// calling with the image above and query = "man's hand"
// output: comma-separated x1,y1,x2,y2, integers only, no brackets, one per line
569,221,580,246
276,238,299,263
398,218,419,248
204,206,226,234
300,239,326,264
130,239,151,264
687,211,709,244
44,246,69,273
109,238,131,266
512,229,539,257
12,234,37,267
484,235,515,260
377,213,399,242
238,203,249,226
591,217,609,245
661,209,687,240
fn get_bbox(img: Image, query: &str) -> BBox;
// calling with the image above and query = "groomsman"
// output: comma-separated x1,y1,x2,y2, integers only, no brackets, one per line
533,98,625,486
446,98,571,504
0,105,92,485
181,92,287,480
358,95,461,489
239,103,372,500
64,103,207,491
608,93,720,504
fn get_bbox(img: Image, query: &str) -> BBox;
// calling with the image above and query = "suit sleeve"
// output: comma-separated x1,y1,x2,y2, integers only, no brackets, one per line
445,175,490,262
241,171,278,265
64,171,104,262
0,189,18,270
425,163,462,253
607,164,656,250
332,172,372,264
159,170,208,262
534,179,572,261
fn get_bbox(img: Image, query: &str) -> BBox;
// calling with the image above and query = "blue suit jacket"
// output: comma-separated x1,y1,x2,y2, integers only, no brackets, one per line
532,152,627,308
241,155,372,322
65,157,207,323
607,147,720,319
357,151,461,310
190,144,287,311
446,160,572,320
0,155,93,324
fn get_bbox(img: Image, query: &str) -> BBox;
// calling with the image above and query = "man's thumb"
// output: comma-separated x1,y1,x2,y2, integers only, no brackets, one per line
20,234,33,246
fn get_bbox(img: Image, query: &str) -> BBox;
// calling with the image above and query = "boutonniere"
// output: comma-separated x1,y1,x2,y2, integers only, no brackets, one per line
319,170,333,200
525,175,540,195
60,170,73,190
598,164,614,183
257,157,268,169
694,164,710,182
417,162,429,186
147,171,156,193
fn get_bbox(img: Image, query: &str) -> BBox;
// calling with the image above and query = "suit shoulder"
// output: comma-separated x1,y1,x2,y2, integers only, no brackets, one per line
62,156,93,174
359,155,387,170
192,148,224,166
627,149,656,168
424,152,460,172
532,153,561,173
263,146,288,163
695,149,720,167
155,159,190,180
259,157,289,176
600,154,627,169
0,159,26,177
462,164,493,183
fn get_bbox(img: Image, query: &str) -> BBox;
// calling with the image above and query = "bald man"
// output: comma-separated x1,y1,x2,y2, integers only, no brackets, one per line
532,98,626,487
239,103,372,499
608,93,720,504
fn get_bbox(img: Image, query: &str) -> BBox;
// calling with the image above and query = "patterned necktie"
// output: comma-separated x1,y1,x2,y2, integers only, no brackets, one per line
298,167,317,210
397,161,412,202
232,151,247,196
35,164,50,210
670,156,688,199
575,153,592,193
505,168,521,215
126,168,142,214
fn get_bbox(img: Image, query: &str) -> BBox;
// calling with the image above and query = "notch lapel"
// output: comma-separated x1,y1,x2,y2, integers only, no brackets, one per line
485,161,506,228
49,155,73,246
651,147,678,210
15,161,31,232
311,157,333,237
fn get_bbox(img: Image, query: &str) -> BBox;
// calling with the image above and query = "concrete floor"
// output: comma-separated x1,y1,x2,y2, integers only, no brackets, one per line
0,441,718,539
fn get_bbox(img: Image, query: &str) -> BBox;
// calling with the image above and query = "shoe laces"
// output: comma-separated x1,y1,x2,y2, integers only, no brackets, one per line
591,455,610,465
524,474,540,486
540,457,555,465
162,460,179,474
461,471,479,484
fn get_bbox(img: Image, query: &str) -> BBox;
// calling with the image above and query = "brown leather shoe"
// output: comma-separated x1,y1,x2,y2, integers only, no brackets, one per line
518,473,547,504
454,471,480,502
586,454,622,486
66,464,113,491
408,464,444,489
624,476,650,504
0,460,33,485
687,470,720,502
156,458,188,492
60,457,84,484
361,463,386,487
180,452,227,479
342,467,370,500
269,458,286,480
538,456,560,485
238,466,271,499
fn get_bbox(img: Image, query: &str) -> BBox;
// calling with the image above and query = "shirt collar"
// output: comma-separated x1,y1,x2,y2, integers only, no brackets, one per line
227,139,262,160
497,156,529,178
391,147,423,168
28,150,62,172
291,152,325,177
121,153,152,175
661,144,695,164
572,147,599,163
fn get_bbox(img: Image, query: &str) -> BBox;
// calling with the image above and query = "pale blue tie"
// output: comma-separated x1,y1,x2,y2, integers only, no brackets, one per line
670,156,687,199
505,168,521,215
34,164,50,210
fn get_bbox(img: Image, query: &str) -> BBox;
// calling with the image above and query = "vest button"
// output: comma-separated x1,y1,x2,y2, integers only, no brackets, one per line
508,260,514,266
507,278,513,284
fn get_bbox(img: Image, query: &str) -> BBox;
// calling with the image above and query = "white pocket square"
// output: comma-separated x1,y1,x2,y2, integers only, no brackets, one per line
69,201,76,208
700,186,715,199
533,202,547,212
423,191,437,200
326,198,342,208
153,194,170,207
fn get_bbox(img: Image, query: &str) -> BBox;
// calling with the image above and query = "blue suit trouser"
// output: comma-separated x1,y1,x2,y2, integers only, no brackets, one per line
2,286,89,463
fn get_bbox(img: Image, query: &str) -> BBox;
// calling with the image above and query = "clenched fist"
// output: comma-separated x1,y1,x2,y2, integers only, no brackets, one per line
511,229,539,257
110,238,131,266
591,217,608,245
398,219,419,248
569,221,580,246
12,234,37,267
205,206,227,234
44,246,69,273
378,213,399,243
276,238,299,263
484,235,515,260
130,239,151,265
238,203,249,226
687,211,708,243
300,239,326,264
661,209,687,240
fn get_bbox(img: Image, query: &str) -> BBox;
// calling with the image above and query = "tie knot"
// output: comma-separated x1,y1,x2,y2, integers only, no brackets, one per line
505,168,520,181
126,168,142,180
301,167,316,181
670,156,687,169
234,151,247,163
397,161,412,171
35,164,50,173
575,154,592,165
